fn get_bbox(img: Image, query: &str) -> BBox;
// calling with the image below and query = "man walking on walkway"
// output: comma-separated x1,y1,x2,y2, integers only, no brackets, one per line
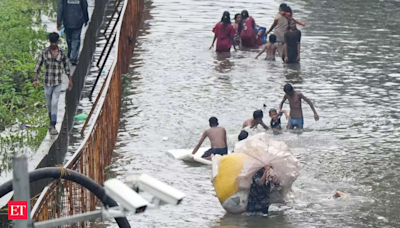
34,33,73,135
57,0,89,65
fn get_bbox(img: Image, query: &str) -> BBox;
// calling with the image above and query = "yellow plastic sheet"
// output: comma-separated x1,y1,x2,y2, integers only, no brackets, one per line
214,153,248,203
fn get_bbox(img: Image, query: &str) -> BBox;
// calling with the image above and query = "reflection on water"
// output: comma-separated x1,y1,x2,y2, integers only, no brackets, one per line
109,0,400,227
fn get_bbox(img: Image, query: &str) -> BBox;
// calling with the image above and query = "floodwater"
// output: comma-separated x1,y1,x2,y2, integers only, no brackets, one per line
109,0,400,227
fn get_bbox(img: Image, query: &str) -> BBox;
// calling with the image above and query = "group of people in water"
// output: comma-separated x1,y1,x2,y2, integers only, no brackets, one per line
210,3,303,63
191,83,320,215
192,83,319,159
189,4,349,215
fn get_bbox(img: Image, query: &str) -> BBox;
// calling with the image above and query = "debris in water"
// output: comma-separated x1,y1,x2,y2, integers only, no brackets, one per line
74,113,88,121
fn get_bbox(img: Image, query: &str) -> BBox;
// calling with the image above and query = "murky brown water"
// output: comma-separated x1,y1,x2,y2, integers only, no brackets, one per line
108,0,400,227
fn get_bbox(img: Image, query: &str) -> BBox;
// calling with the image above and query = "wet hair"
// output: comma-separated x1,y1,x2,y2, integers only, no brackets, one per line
284,84,294,94
238,130,249,141
49,32,59,43
269,34,277,43
238,10,249,35
234,13,241,21
280,3,287,8
253,110,263,120
221,11,231,25
286,6,293,15
269,108,277,115
209,117,219,127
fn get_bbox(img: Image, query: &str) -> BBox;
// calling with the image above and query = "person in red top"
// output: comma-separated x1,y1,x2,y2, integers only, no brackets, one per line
238,10,258,48
210,11,237,52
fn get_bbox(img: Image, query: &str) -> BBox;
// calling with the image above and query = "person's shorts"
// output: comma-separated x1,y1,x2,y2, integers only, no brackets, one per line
265,56,276,61
288,117,304,128
202,147,228,158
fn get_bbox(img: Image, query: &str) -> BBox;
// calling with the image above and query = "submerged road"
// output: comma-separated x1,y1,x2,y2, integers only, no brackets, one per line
108,0,400,227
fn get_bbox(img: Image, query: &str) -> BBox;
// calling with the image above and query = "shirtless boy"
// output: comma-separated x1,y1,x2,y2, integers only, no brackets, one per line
242,110,269,130
279,84,319,129
255,34,279,60
192,117,227,160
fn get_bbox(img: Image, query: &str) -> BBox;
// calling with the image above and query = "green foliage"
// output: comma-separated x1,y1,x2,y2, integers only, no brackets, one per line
0,0,49,128
0,0,58,174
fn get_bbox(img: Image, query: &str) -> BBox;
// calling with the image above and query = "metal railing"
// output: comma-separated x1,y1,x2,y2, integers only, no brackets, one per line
31,0,144,225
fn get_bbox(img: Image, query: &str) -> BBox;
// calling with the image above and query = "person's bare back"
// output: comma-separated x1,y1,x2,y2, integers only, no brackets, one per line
266,43,277,58
242,110,269,131
205,127,227,148
255,34,280,60
192,117,228,156
243,118,255,128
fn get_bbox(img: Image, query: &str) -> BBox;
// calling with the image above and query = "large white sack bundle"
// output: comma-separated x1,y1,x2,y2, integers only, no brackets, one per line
212,132,299,214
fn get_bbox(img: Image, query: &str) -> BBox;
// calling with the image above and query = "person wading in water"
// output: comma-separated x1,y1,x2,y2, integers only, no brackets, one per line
210,11,237,52
282,19,302,63
238,10,258,48
266,3,289,57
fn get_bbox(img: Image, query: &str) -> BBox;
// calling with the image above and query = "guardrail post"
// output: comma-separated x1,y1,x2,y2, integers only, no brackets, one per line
12,155,33,228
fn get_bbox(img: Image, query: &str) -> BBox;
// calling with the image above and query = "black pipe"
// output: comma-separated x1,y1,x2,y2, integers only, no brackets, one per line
0,167,130,228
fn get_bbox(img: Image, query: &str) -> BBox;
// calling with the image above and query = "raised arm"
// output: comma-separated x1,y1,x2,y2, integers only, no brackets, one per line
300,93,319,121
267,18,278,34
192,131,207,154
279,95,287,111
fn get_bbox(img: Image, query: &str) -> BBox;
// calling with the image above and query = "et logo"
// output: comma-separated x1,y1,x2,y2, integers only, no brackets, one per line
8,201,28,220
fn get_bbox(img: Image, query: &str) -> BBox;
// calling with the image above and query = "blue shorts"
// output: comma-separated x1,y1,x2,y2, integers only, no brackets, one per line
288,117,304,128
265,56,275,61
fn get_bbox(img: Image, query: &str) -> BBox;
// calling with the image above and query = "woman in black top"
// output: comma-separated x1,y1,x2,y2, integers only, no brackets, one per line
282,19,301,63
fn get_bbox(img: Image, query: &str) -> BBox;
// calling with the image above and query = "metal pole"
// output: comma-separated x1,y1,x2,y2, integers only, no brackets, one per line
12,155,33,228
34,210,103,228
34,206,125,228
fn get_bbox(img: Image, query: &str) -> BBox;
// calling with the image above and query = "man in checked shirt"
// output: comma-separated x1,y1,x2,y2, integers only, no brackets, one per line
33,32,73,135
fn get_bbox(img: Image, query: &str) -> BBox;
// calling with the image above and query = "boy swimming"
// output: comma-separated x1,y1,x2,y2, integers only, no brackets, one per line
242,110,269,131
192,117,228,160
279,84,319,129
255,34,279,60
